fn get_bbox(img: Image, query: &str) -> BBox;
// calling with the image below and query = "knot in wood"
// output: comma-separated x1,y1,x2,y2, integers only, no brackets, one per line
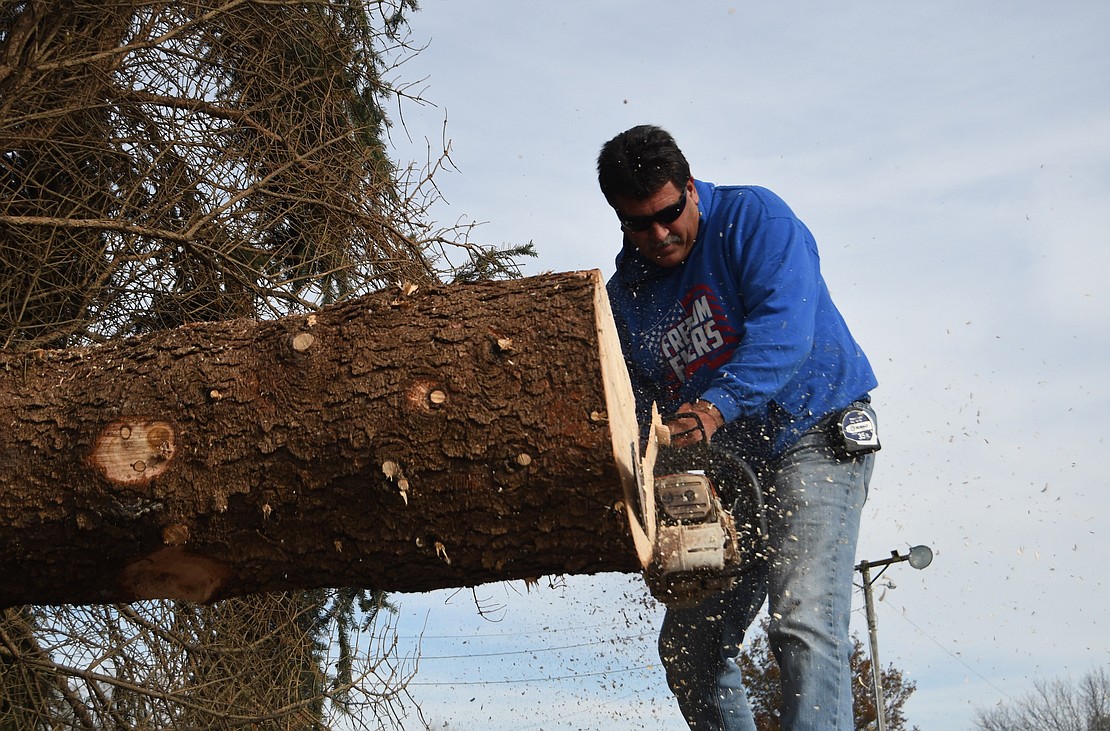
405,379,446,412
162,523,190,546
90,419,177,486
381,460,402,480
291,332,316,352
121,547,229,603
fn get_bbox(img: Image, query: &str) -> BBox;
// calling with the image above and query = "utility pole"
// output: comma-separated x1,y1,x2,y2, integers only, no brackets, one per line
856,545,933,731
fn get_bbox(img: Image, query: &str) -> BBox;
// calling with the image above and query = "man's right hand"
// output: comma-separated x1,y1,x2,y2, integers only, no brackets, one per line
665,401,725,448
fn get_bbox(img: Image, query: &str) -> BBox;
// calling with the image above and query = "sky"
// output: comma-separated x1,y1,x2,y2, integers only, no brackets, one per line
379,3,1110,729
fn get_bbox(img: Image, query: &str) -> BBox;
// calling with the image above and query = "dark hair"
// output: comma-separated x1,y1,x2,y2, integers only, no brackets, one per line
597,125,691,202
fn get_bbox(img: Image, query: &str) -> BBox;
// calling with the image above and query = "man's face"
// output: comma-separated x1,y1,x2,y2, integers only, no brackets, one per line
610,178,700,268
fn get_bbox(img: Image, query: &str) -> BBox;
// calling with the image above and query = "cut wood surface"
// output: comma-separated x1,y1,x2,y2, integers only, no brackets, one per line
0,270,654,607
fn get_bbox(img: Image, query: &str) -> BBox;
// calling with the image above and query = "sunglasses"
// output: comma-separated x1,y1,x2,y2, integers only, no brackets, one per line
618,189,687,232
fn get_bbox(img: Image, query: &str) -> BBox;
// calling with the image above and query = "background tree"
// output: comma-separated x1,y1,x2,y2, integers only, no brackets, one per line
737,618,919,731
974,667,1110,731
0,0,531,728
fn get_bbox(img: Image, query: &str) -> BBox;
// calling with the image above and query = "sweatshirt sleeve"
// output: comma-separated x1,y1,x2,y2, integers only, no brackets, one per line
697,210,821,423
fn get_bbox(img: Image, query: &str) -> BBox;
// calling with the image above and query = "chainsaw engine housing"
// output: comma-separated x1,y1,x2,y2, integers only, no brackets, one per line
647,471,742,607
655,472,731,573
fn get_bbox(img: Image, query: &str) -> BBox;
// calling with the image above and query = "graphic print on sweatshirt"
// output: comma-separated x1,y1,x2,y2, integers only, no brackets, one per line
650,284,739,396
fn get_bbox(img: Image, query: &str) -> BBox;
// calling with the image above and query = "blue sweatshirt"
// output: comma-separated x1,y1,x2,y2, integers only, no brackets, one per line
607,180,877,460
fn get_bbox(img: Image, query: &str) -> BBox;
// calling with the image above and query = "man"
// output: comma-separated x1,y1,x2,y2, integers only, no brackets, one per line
598,125,879,731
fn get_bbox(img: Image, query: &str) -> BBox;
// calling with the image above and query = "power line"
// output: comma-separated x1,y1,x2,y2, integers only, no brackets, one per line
395,618,652,641
408,662,658,687
506,685,672,731
416,632,655,660
880,598,1016,703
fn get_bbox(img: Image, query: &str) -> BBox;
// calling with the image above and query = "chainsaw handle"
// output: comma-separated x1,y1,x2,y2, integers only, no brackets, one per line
666,410,709,445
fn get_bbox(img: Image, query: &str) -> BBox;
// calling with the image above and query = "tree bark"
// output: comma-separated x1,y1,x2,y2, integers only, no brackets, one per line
0,270,655,607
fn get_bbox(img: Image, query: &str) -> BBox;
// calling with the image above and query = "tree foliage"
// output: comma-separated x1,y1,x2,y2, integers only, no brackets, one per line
737,618,919,731
0,0,527,351
0,0,528,728
1,592,410,729
975,667,1110,731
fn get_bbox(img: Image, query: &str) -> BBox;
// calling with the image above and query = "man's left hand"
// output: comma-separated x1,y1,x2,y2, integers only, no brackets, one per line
665,400,725,448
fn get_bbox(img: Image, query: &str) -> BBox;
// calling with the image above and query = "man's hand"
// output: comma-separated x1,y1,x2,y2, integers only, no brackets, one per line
665,400,725,448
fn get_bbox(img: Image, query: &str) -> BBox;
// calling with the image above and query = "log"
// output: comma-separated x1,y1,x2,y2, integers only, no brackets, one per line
0,270,657,607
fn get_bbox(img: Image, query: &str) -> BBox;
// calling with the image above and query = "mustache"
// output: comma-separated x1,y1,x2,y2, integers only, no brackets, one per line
653,234,683,249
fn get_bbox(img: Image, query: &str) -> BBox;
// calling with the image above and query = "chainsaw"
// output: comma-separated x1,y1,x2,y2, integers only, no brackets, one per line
644,442,768,608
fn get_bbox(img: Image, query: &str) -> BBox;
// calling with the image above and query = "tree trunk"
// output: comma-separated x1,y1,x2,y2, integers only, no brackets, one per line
0,270,655,607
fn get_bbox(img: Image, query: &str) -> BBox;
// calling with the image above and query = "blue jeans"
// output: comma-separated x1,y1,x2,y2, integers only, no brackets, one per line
658,426,874,730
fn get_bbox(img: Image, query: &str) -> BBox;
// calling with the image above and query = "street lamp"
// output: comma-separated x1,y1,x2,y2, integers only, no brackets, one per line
856,545,933,731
